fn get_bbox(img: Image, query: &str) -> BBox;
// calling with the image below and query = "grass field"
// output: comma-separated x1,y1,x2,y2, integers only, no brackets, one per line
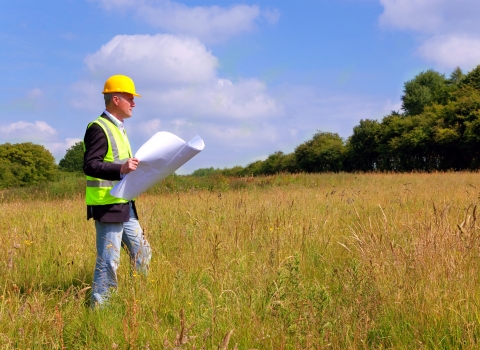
1,172,480,349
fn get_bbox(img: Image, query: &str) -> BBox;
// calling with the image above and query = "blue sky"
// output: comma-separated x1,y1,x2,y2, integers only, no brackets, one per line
2,0,480,173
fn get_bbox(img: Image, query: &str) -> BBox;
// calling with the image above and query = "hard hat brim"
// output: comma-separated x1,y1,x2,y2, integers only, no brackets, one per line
102,90,141,97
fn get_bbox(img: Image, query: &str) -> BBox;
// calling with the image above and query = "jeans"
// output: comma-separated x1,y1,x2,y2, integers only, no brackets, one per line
91,203,151,306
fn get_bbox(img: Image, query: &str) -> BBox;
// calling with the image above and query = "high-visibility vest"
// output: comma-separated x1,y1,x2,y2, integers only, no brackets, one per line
85,116,133,206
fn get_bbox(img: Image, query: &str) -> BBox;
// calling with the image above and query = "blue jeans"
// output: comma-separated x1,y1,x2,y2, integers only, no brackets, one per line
91,203,151,306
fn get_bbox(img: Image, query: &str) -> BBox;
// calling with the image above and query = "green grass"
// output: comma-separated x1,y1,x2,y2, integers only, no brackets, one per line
1,172,480,348
0,172,266,203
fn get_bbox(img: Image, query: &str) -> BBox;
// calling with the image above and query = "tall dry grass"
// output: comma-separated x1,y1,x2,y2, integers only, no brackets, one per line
1,172,479,349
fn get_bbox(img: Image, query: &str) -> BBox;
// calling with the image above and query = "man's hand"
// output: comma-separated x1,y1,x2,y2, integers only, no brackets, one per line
120,158,139,174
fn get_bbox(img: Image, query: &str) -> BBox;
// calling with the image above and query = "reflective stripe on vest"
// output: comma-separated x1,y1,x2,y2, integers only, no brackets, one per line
85,116,132,205
86,180,118,187
96,118,121,162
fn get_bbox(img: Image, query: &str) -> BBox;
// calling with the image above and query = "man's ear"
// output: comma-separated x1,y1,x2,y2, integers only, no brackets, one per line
111,95,120,106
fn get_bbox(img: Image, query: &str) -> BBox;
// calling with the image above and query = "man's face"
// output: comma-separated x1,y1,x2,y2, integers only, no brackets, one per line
114,93,135,120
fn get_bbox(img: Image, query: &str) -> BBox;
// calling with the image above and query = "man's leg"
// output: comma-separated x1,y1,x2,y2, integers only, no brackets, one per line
122,203,151,274
91,221,123,306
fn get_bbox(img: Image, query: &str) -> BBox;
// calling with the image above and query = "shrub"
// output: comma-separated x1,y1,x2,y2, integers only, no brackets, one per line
0,142,58,188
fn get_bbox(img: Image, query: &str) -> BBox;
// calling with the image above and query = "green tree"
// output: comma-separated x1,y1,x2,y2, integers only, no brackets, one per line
401,69,450,115
294,132,345,173
0,158,17,188
191,167,223,177
59,141,84,173
0,142,58,188
448,67,465,86
222,165,248,177
242,161,263,176
383,112,436,171
345,65,480,172
258,151,290,175
437,84,480,169
278,152,299,173
345,119,381,171
461,64,480,90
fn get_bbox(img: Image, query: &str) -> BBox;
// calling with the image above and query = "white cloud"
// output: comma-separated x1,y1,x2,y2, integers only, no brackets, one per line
76,34,283,122
135,118,162,137
379,0,480,33
143,77,283,120
0,121,80,161
85,34,217,87
0,121,56,139
92,0,278,44
418,35,480,69
379,0,444,32
379,0,480,69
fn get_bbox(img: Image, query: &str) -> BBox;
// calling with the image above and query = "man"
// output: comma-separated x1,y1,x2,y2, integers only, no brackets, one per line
83,74,152,306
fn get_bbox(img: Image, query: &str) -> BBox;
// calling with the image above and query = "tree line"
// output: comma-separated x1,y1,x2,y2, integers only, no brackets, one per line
193,65,480,177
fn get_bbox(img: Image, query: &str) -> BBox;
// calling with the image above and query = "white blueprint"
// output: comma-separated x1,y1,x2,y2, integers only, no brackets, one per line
110,132,205,200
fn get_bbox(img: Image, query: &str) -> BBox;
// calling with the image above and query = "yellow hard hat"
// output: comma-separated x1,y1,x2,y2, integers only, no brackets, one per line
102,75,141,97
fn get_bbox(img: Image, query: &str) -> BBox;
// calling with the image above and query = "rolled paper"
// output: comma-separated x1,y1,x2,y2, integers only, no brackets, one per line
110,132,205,200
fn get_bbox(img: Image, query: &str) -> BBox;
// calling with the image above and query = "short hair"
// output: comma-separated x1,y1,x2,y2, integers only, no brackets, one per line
104,93,113,106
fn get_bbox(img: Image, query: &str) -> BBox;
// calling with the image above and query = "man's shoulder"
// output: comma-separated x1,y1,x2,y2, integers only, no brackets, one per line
89,113,116,128
87,114,113,130
89,113,109,124
84,117,107,140
86,122,103,132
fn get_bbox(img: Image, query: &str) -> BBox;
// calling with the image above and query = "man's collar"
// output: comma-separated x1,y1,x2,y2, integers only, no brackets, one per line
103,109,123,128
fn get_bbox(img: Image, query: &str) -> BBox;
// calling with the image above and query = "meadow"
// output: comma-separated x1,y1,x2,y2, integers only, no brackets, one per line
1,172,480,349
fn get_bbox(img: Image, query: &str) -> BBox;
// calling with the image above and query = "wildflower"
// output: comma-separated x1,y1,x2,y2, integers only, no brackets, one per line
24,240,33,246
